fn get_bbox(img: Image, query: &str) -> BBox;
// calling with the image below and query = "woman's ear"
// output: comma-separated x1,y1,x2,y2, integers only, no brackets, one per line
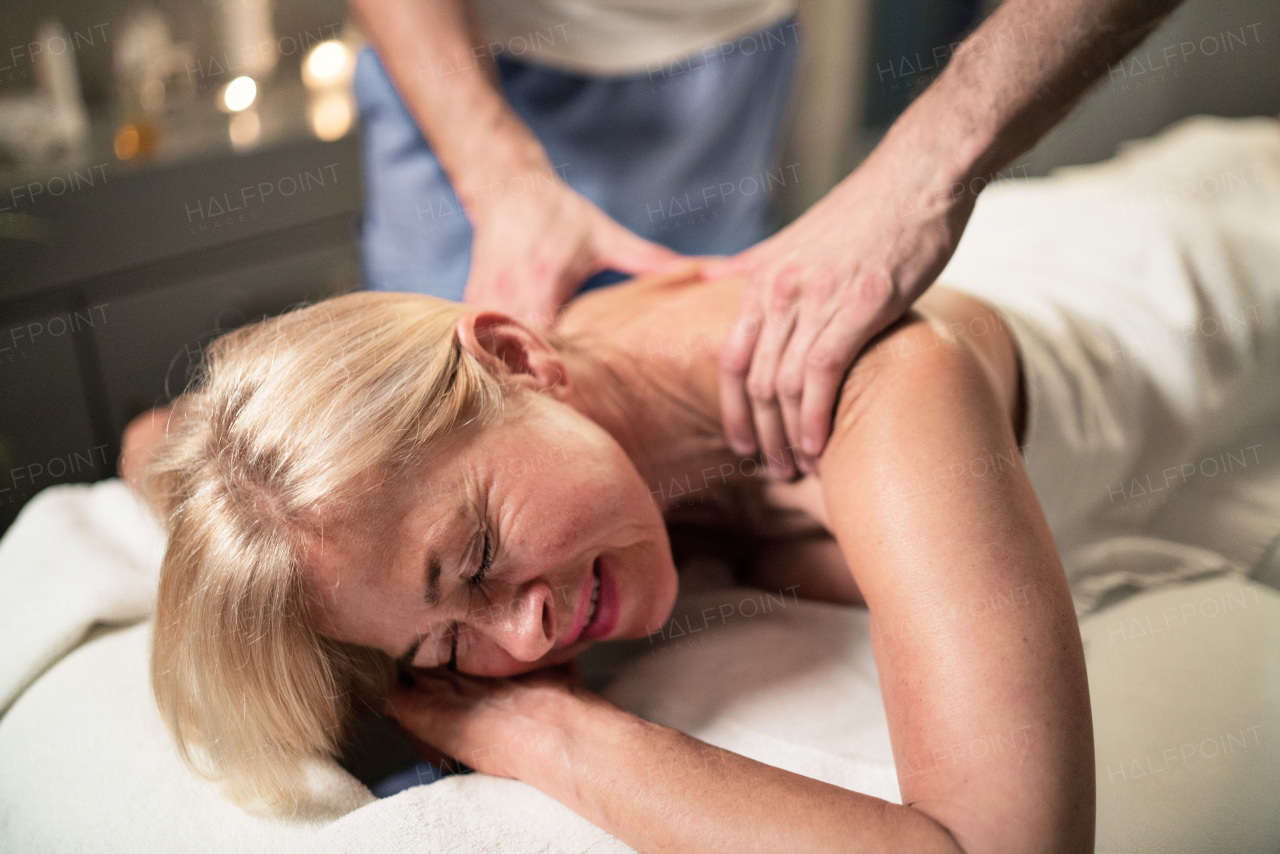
455,311,571,399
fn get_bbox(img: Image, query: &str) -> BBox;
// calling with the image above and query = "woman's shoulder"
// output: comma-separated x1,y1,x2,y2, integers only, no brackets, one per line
830,287,1024,446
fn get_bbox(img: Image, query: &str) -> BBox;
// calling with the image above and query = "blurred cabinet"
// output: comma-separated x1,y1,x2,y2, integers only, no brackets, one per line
0,111,363,534
0,296,104,529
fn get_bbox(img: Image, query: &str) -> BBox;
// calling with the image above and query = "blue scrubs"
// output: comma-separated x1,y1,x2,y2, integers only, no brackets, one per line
353,16,801,298
370,760,447,798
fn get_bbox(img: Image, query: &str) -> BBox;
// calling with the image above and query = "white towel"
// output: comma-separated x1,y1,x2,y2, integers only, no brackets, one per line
939,115,1280,612
0,480,164,715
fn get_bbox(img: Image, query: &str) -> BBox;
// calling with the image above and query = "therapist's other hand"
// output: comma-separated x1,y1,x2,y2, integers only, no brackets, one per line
703,144,977,479
463,173,682,328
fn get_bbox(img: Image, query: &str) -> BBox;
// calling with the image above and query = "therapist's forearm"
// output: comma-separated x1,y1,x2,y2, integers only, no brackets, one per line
346,0,554,209
527,705,964,854
891,0,1183,192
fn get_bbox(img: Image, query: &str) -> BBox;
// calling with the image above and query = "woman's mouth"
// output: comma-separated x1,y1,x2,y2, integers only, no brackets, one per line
585,566,601,627
566,557,600,647
581,554,618,641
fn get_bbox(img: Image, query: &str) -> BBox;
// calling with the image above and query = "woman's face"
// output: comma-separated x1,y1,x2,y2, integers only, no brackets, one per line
304,391,679,677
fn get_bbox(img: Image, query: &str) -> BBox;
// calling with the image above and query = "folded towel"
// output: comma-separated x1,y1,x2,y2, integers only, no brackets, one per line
0,480,164,715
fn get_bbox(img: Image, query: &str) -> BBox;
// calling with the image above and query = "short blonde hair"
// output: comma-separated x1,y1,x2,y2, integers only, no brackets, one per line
143,291,528,812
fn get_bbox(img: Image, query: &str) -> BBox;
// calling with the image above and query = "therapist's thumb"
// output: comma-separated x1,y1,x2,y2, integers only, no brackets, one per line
595,222,685,274
700,249,756,281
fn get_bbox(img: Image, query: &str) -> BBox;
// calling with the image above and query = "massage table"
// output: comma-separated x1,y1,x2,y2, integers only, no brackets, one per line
1,478,1277,853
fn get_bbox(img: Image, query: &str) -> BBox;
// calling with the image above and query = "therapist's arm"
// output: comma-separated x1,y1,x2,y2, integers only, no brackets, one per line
346,0,677,323
708,0,1183,479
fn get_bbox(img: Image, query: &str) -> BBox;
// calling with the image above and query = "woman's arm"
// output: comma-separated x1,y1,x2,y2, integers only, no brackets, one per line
391,290,1093,852
119,404,175,505
394,662,967,853
815,294,1094,852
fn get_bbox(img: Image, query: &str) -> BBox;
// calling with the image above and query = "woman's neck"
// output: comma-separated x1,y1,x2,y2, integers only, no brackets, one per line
554,272,746,512
558,339,727,511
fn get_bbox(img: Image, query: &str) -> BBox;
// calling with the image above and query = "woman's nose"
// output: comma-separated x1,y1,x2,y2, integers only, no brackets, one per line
479,578,556,662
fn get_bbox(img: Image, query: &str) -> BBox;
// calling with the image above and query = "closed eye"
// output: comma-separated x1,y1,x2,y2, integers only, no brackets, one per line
448,531,494,671
468,532,494,589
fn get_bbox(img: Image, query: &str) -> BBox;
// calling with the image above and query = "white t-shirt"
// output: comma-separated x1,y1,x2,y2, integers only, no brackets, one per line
470,0,797,75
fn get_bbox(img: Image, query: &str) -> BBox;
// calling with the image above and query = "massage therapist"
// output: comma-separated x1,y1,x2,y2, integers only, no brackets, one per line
348,0,1187,476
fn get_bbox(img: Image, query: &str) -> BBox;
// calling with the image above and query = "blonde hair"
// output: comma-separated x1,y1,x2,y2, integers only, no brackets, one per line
143,291,531,812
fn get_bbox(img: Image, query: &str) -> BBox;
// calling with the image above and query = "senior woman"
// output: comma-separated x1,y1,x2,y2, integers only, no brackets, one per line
125,117,1280,853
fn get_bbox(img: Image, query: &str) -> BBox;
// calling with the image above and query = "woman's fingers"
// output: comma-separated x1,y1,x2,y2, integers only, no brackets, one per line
389,672,454,716
389,670,506,768
389,679,457,735
387,667,595,781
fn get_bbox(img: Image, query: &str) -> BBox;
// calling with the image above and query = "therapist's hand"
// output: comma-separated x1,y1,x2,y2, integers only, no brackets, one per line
703,140,977,479
463,174,683,328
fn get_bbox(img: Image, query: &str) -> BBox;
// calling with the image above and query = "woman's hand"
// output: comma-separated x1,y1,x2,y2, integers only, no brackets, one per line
463,174,684,329
387,661,610,781
118,404,174,496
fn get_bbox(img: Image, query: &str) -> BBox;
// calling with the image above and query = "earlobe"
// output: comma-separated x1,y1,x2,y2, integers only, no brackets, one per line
456,311,570,397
